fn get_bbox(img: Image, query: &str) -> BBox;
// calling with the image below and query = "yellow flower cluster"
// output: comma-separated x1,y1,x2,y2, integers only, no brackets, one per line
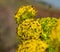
16,17,60,52
17,39,48,52
15,5,60,52
15,5,36,24
56,19,60,42
17,19,42,40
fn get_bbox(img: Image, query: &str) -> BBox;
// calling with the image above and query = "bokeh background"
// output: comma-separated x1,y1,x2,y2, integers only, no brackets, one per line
0,0,60,52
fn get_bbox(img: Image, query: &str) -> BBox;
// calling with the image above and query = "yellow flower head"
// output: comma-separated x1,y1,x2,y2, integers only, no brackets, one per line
17,19,42,40
15,5,37,24
17,39,48,52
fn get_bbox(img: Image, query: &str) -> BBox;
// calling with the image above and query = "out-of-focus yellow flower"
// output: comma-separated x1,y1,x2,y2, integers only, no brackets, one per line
50,19,60,42
55,19,60,42
17,39,48,52
56,19,60,31
50,28,57,41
